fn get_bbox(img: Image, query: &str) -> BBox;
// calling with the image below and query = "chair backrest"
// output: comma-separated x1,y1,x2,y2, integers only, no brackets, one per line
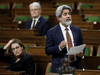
28,46,46,56
14,16,31,22
0,3,10,9
84,45,94,56
97,46,100,56
13,3,23,9
0,45,4,48
97,46,100,69
77,2,93,15
85,16,100,22
24,45,36,50
45,62,52,73
34,63,37,75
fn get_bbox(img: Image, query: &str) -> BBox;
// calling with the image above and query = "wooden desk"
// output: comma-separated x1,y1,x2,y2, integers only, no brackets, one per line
28,46,47,56
0,66,10,72
45,73,58,75
82,30,100,50
0,36,46,46
75,69,100,75
1,54,100,75
45,69,100,75
0,29,45,46
55,0,100,3
0,14,11,22
72,22,94,30
12,8,56,18
0,29,38,37
0,22,18,29
0,71,26,75
32,55,52,75
0,65,25,75
81,8,100,16
81,56,100,70
28,46,52,75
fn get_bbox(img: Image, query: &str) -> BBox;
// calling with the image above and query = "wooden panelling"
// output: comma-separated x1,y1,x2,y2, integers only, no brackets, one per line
0,22,18,29
28,46,47,56
81,8,100,16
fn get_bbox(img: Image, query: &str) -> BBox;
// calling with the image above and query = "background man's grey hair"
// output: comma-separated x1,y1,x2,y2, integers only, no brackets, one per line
29,2,41,9
55,5,72,21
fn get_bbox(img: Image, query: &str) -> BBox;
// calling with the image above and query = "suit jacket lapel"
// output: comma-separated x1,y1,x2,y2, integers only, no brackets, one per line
34,17,41,29
57,24,64,42
29,19,32,29
70,25,76,46
57,24,67,53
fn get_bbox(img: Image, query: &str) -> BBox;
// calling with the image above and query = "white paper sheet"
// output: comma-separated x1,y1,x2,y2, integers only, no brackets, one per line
66,44,86,55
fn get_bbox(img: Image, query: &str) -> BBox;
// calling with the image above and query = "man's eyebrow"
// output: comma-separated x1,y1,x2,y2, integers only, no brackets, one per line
63,12,70,14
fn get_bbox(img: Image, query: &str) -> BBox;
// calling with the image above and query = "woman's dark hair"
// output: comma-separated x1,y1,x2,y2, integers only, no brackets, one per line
8,39,29,60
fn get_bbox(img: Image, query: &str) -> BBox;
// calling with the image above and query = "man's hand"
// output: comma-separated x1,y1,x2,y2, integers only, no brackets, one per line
60,41,67,49
76,51,83,57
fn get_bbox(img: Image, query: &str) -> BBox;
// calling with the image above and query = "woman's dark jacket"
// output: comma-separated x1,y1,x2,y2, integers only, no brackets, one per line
0,48,35,75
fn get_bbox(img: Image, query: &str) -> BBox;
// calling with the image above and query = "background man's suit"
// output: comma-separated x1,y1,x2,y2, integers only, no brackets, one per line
45,24,85,73
24,16,51,36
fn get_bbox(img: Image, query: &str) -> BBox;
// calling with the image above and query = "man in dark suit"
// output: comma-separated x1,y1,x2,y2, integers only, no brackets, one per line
24,2,51,36
45,5,85,73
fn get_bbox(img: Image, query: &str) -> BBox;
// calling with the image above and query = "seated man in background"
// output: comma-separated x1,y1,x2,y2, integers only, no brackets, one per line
24,2,52,36
45,5,85,73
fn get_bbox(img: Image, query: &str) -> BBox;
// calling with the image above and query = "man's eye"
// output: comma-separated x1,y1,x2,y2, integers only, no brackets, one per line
68,13,71,15
30,9,33,11
64,13,67,16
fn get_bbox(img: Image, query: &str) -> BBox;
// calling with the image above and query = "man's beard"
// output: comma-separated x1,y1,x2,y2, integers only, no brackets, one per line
64,18,72,26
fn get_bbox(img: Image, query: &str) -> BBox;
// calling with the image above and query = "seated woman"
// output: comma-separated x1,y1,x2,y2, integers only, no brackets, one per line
0,39,35,75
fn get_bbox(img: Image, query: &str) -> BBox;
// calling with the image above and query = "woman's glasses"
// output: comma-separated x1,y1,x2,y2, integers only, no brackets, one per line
11,46,21,51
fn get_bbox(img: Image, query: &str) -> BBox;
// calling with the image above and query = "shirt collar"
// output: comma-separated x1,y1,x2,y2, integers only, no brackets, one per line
59,23,70,31
32,15,41,21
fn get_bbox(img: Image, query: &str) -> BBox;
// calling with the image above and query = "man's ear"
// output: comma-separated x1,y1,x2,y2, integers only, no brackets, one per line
40,8,42,14
58,17,61,21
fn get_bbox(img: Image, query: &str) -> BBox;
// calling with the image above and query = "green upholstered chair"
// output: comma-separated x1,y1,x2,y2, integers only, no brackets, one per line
15,16,31,22
48,66,51,73
84,45,94,56
58,4,72,8
98,65,100,69
45,62,52,73
97,46,100,56
0,45,4,48
84,47,91,56
85,16,100,22
97,46,100,69
13,4,23,9
42,16,49,19
79,4,92,15
24,45,32,51
0,45,8,53
0,4,8,9
98,54,100,69
24,45,35,51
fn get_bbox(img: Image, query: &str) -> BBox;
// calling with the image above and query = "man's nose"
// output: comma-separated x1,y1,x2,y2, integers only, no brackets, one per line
33,11,35,13
67,14,70,17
